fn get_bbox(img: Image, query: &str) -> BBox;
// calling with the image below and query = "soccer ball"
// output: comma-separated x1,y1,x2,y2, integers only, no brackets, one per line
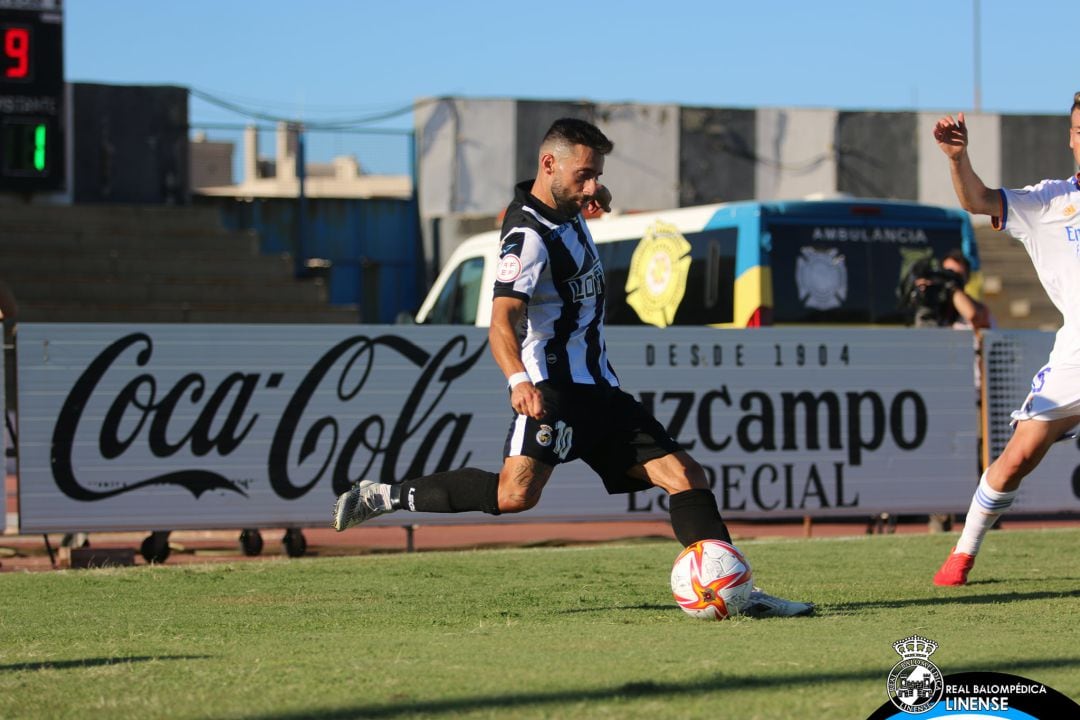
670,539,754,620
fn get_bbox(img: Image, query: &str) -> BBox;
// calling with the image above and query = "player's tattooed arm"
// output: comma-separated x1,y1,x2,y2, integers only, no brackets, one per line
489,296,545,419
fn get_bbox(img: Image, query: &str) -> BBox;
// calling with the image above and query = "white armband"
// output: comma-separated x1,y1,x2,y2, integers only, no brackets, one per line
507,372,531,389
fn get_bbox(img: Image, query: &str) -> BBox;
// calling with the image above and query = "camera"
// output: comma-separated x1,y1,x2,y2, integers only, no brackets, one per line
898,258,964,327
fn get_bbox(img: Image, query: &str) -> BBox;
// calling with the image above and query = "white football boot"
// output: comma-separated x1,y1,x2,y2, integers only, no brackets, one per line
331,480,395,531
742,587,815,618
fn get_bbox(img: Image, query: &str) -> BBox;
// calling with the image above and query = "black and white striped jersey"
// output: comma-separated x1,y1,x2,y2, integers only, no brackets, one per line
493,181,619,387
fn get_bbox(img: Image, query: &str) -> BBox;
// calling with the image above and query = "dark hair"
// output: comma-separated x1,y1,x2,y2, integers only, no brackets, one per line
943,248,971,277
1073,91,1080,115
542,117,614,155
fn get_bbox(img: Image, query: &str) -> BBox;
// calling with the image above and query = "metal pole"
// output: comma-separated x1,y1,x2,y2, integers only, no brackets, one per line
294,123,308,277
973,0,982,112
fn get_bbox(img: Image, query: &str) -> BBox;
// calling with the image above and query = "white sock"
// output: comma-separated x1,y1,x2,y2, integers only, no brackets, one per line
955,472,1018,556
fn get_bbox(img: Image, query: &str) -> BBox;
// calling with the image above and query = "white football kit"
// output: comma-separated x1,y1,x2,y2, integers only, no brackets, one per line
995,176,1080,427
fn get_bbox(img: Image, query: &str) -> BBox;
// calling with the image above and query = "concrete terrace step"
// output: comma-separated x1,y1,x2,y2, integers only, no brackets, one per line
984,277,1054,298
1,230,259,257
0,204,231,236
0,203,351,326
0,251,295,280
984,297,1062,330
7,275,328,306
972,224,1061,330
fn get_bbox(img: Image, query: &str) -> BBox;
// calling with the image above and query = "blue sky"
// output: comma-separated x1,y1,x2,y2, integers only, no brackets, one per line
63,0,1079,173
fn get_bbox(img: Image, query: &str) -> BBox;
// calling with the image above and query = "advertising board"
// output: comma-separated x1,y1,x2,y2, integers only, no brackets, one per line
16,324,993,532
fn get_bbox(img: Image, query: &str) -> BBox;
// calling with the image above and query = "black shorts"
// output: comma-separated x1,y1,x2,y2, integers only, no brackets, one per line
502,381,682,494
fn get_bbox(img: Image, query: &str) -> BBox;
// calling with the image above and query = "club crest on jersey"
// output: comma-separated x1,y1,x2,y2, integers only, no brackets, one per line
497,255,522,282
535,424,554,447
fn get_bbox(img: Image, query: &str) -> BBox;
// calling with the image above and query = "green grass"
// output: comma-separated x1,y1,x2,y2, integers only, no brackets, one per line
2,529,1079,719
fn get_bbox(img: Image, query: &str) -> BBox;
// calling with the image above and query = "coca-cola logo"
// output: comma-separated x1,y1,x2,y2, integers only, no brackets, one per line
51,332,487,501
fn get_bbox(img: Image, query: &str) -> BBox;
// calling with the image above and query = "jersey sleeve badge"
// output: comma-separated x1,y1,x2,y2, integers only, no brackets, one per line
496,254,522,283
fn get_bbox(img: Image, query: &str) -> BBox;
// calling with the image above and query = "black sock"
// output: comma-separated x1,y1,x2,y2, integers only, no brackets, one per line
668,488,731,546
391,468,501,515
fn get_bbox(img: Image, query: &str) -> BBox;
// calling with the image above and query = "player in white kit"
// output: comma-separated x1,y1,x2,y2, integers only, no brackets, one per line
932,94,1080,585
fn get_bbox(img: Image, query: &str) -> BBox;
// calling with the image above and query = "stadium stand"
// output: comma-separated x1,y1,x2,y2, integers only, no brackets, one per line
974,223,1061,331
0,204,358,324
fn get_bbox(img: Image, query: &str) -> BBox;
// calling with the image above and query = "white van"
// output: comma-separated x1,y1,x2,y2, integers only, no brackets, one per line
414,198,979,329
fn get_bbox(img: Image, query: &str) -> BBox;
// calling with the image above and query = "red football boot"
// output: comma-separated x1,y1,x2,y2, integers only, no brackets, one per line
933,547,976,586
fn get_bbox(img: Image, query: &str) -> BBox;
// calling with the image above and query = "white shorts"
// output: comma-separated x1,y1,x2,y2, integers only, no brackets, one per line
1010,364,1080,436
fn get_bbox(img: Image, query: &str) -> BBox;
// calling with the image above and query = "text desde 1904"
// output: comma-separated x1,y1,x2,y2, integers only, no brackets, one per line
644,342,851,368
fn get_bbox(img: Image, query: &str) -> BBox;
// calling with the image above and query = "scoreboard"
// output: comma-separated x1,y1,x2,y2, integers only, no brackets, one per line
0,0,63,193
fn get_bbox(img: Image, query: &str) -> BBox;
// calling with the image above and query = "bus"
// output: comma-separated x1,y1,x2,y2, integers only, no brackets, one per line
414,198,980,328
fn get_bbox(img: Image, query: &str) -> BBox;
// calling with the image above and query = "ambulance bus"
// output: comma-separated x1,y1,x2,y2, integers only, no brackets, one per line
415,198,980,329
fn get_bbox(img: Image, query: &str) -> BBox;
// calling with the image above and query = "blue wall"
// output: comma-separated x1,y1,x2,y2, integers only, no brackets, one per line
212,196,424,323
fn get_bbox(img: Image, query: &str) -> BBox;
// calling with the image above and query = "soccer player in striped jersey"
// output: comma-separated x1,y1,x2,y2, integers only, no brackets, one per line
932,94,1080,585
333,118,812,617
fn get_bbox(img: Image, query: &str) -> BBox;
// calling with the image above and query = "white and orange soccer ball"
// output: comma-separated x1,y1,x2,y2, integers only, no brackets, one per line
670,539,754,620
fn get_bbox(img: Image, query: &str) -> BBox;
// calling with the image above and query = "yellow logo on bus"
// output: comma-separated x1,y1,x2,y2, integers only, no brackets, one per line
625,221,692,328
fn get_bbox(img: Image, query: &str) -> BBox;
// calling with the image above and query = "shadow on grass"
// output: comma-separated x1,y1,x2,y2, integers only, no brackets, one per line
0,655,210,672
828,587,1080,614
561,589,1080,617
559,603,673,614
240,657,1080,720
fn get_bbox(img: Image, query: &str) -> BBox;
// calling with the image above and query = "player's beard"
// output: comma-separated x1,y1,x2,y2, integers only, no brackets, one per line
550,176,586,217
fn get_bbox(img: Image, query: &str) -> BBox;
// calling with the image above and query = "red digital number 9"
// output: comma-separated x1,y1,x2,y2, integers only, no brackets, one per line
4,27,30,79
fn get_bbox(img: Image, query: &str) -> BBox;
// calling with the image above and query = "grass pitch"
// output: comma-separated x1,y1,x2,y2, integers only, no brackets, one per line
2,529,1079,719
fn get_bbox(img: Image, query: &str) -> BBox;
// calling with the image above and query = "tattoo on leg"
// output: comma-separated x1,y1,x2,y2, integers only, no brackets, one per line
509,461,534,489
499,457,551,511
